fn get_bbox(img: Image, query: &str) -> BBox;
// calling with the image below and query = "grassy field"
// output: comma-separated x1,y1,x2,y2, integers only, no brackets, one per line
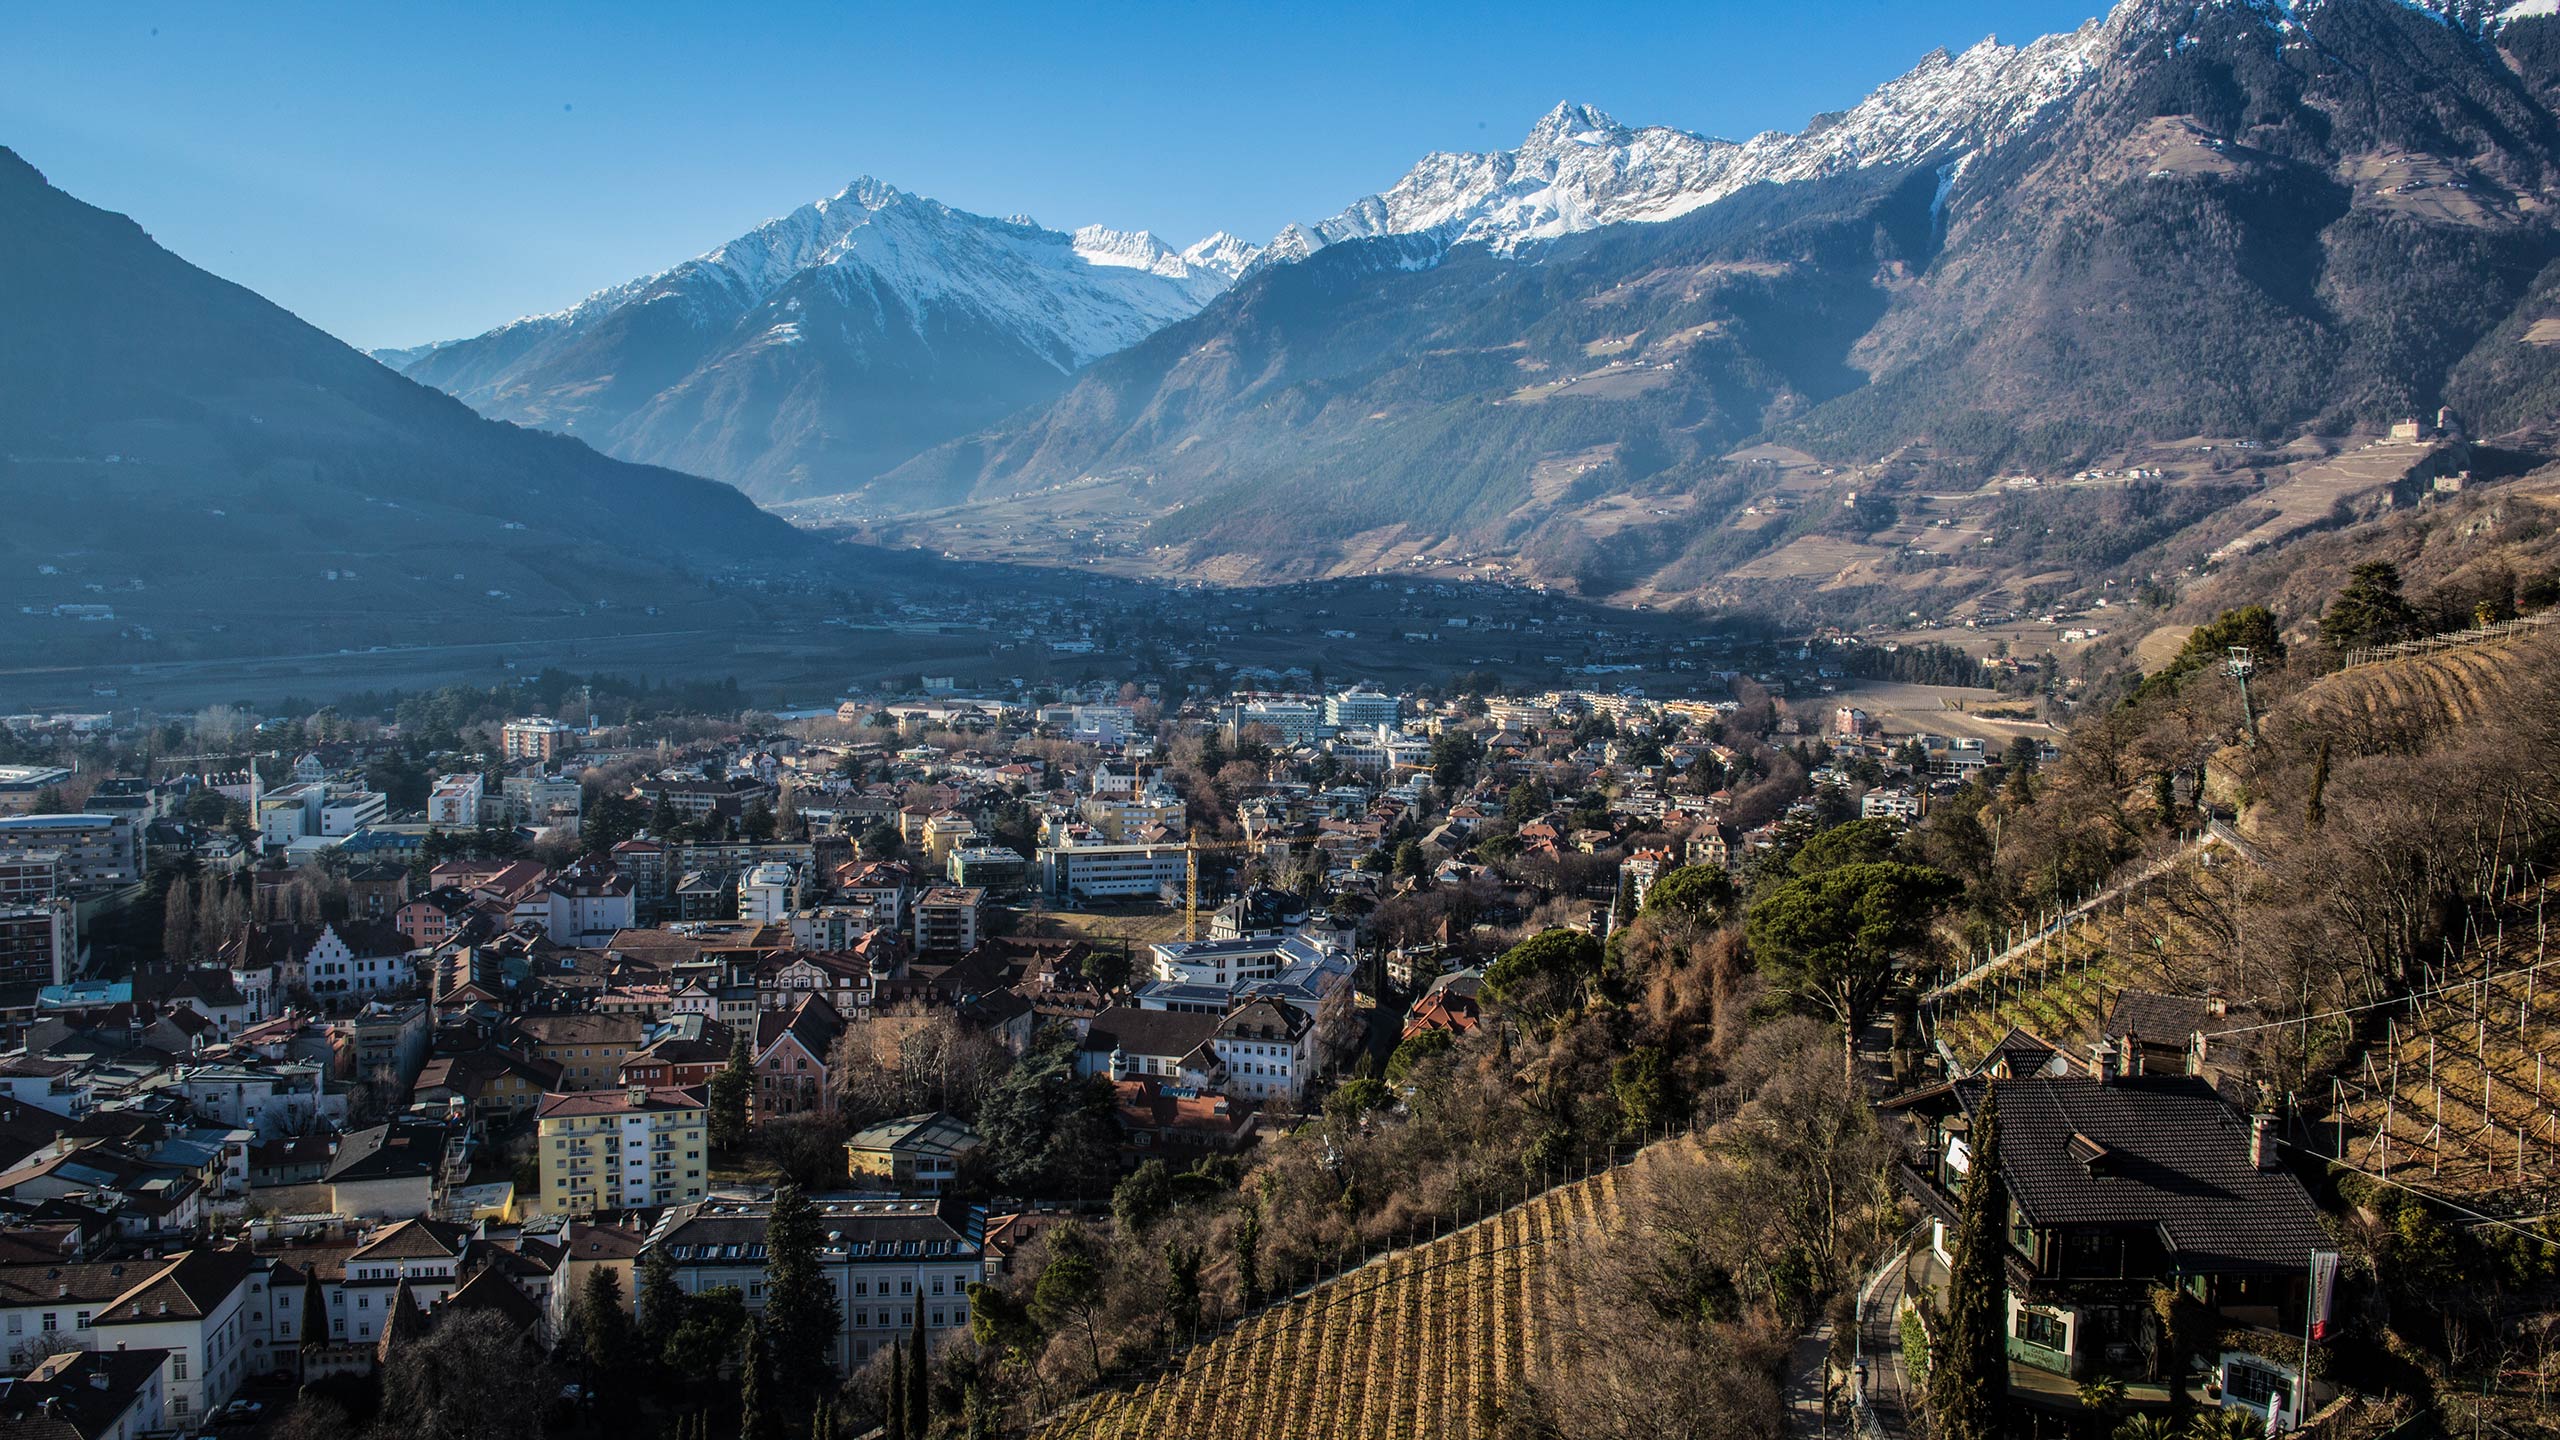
1040,1155,1644,1440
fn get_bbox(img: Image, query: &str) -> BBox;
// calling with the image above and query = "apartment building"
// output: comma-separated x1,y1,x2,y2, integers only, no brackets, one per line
537,1085,709,1215
501,717,571,763
0,814,142,891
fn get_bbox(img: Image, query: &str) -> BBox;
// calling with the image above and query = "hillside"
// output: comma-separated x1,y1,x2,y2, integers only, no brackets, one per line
1042,1160,1634,1440
795,0,2560,620
0,147,833,666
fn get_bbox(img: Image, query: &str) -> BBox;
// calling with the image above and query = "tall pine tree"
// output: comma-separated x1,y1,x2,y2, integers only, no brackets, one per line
1928,1083,2007,1440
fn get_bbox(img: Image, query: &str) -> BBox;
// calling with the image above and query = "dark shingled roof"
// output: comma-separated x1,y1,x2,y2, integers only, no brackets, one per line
1953,1075,2327,1273
2102,991,2220,1048
1078,1006,1222,1062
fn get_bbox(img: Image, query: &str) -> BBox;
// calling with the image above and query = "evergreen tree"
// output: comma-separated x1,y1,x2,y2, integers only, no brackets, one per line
2321,561,2421,650
637,1243,685,1364
710,1031,755,1151
887,1341,907,1440
908,1300,930,1430
1929,1085,2007,1440
762,1184,838,1391
577,1266,633,1394
738,1321,779,1440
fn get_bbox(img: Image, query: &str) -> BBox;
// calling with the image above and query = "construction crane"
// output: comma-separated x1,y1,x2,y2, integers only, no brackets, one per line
1184,838,1262,942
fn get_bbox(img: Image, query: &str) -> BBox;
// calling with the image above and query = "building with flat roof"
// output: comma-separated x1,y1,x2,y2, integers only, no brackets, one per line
0,813,142,890
0,765,74,815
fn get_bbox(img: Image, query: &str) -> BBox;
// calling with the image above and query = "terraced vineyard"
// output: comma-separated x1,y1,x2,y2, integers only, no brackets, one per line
1040,1155,1650,1440
2331,888,2560,1214
1927,855,2244,1071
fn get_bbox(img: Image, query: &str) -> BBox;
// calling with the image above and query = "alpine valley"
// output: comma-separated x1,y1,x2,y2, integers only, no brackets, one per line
728,0,2560,621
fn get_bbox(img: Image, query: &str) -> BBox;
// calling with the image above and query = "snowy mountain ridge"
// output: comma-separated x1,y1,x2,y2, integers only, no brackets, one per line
1286,14,2125,260
400,177,1256,371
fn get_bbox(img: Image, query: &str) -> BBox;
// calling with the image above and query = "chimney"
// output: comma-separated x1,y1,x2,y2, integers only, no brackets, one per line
2250,1113,2280,1170
2089,1040,2119,1083
2120,1042,2141,1079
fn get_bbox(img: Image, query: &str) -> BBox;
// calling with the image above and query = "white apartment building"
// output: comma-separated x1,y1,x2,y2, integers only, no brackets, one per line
739,862,798,924
425,775,482,829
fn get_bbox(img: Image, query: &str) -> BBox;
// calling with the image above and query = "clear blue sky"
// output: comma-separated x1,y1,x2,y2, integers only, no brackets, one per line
2,1,2109,351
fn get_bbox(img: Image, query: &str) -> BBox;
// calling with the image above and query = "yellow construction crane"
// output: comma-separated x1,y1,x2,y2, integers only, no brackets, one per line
1184,838,1261,942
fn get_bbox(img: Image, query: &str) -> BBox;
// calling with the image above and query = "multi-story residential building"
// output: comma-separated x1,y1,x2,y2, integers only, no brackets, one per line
424,776,482,829
500,772,584,827
0,899,74,989
739,862,797,924
0,814,143,891
501,717,571,763
542,860,635,944
913,887,983,955
329,1000,431,1091
536,1085,709,1215
0,853,62,906
644,1194,985,1368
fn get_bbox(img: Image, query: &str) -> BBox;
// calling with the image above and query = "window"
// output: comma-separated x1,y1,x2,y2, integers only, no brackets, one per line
174,1398,189,1417
172,1353,188,1380
40,1313,55,1332
2226,1362,2291,1412
2014,1307,2067,1353
75,1312,89,1329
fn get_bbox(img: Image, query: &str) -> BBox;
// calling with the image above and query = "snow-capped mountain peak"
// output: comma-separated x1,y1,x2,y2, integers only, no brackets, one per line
1279,11,2123,261
1523,101,1630,150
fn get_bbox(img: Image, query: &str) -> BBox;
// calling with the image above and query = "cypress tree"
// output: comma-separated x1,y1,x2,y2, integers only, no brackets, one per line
909,1300,930,1430
887,1340,907,1440
739,1320,780,1440
1929,1083,2007,1440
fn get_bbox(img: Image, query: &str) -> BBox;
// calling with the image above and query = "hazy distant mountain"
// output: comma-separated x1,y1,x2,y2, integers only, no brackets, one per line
847,0,2560,601
0,146,818,656
384,180,1257,502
